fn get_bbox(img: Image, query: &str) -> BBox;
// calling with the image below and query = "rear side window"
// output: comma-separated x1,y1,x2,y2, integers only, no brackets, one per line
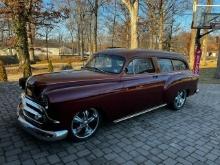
127,58,155,74
158,59,173,73
172,60,187,71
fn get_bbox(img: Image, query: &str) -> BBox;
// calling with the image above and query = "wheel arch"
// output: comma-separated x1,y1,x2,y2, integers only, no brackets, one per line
164,78,192,104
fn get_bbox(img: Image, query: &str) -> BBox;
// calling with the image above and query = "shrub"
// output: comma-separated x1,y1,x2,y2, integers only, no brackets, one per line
48,60,54,72
0,55,19,65
61,62,73,70
0,60,8,82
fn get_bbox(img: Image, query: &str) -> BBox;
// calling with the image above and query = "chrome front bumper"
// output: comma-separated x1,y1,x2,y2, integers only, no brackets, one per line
17,95,68,141
18,115,68,141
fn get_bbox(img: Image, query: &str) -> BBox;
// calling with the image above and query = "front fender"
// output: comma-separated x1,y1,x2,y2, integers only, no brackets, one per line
44,81,122,128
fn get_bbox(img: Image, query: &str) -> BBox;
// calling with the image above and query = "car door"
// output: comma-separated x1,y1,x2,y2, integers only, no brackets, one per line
121,57,164,115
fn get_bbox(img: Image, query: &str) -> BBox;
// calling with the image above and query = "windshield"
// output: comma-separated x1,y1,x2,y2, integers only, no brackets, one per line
85,54,125,74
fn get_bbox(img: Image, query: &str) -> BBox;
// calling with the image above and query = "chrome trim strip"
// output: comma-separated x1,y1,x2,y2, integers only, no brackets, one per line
113,104,167,123
18,102,43,125
23,111,43,125
22,93,44,112
23,105,41,116
18,115,68,141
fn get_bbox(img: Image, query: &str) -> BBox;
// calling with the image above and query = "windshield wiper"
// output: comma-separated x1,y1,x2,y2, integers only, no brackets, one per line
94,67,107,73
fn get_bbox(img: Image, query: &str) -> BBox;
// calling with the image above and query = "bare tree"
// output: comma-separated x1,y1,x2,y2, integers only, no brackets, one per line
144,0,185,50
88,0,99,52
0,0,68,78
0,17,14,55
0,1,33,78
45,26,54,61
66,19,76,55
64,0,90,58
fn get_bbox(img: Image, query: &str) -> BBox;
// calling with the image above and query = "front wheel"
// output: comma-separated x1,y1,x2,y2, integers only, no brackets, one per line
69,108,101,141
170,90,187,110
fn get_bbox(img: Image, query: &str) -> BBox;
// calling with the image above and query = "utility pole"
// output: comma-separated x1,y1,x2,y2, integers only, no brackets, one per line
189,0,198,69
201,0,212,66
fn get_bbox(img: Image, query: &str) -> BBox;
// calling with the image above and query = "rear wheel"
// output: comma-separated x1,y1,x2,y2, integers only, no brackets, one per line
69,108,101,141
170,89,187,110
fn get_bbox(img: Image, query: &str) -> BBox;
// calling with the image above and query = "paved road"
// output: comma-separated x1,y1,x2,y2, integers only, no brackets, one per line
0,83,220,165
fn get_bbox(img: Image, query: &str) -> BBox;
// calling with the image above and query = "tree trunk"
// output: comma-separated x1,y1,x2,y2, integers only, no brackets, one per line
0,30,3,43
27,22,35,63
71,38,74,56
13,16,32,78
80,28,84,60
9,48,13,56
122,0,139,49
58,34,62,56
77,27,81,55
130,2,138,49
158,0,164,50
201,35,208,66
202,0,212,66
70,32,74,56
93,0,98,52
216,38,220,79
189,29,197,69
166,4,175,51
89,16,93,56
46,32,49,62
149,34,153,49
8,20,13,56
111,0,117,47
126,25,129,48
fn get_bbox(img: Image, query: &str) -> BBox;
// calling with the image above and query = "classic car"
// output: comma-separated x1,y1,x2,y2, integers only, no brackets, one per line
17,49,199,141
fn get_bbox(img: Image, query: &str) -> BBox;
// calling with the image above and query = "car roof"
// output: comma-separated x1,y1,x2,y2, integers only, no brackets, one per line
96,48,187,62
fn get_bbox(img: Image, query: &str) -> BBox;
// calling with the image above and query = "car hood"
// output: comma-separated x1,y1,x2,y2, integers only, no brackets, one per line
26,70,119,98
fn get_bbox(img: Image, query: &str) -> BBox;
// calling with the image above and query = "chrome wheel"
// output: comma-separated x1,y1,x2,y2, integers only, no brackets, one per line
71,108,99,139
174,90,186,109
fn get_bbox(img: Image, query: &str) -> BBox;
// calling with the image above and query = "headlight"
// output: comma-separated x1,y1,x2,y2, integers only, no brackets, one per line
25,76,32,88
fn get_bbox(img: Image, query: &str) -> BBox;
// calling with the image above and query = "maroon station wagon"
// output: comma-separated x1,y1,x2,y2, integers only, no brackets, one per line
17,49,199,141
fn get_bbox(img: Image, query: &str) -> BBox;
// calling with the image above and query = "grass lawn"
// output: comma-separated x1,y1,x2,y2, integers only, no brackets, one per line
3,57,220,83
199,68,220,84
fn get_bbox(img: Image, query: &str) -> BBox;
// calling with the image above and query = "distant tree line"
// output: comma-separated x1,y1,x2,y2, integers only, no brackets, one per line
1,0,219,79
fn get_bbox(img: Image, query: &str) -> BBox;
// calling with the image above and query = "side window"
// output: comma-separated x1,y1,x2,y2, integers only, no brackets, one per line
158,59,173,73
127,58,155,74
172,60,187,71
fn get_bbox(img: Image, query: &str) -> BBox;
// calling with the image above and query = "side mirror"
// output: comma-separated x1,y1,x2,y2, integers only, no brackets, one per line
124,67,128,73
19,77,28,90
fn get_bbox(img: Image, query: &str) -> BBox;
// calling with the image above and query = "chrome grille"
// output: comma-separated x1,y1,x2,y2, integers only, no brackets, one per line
21,93,45,124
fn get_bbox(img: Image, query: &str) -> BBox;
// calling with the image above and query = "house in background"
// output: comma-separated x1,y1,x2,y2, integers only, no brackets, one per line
33,40,76,60
0,48,16,56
